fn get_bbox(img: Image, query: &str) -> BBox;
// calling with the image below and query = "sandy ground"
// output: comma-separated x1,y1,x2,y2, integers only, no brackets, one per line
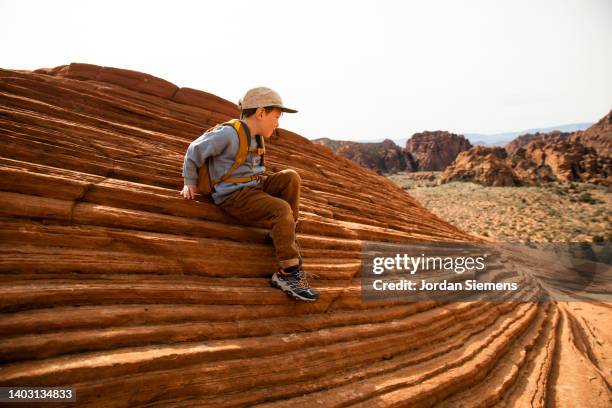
388,172,611,243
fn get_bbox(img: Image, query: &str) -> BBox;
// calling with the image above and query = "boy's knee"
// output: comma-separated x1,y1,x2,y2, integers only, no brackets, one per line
280,169,301,185
271,200,294,221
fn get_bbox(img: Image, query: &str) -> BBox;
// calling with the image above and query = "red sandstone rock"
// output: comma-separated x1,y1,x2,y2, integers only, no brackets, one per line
525,139,612,185
570,109,612,158
62,62,101,80
172,87,239,118
505,130,570,155
0,64,609,407
442,115,612,187
405,131,473,171
53,62,179,99
313,138,415,174
440,146,521,186
315,131,473,175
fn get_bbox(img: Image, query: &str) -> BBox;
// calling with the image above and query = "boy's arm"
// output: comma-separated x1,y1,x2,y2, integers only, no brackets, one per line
180,130,230,198
182,130,230,184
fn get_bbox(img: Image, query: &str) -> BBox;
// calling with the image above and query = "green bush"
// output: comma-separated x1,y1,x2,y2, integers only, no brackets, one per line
578,192,597,204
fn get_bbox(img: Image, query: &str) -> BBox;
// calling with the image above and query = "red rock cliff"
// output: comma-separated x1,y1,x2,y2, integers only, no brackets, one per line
405,131,473,171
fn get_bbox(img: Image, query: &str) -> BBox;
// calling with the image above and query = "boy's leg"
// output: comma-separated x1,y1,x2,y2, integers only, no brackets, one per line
261,169,303,264
219,185,300,268
221,174,319,302
261,169,301,222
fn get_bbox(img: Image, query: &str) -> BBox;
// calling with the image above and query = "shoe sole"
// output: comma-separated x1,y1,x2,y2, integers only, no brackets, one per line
271,275,318,302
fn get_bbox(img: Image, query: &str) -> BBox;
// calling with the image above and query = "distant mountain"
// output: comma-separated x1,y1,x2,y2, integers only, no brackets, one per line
465,123,593,147
357,137,408,146
317,123,593,148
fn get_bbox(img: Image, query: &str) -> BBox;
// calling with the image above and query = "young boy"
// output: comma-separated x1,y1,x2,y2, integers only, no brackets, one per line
180,87,320,302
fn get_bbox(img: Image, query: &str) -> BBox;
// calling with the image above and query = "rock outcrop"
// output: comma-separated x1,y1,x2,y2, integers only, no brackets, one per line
570,110,612,158
442,113,612,187
439,147,522,187
524,138,612,185
405,131,473,171
505,130,570,155
315,131,472,174
0,63,610,407
313,138,415,174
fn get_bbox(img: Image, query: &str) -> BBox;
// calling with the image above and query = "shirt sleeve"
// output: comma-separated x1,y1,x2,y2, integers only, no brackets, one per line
182,127,232,185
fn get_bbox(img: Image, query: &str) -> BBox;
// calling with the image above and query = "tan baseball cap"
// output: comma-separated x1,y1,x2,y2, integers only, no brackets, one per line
238,87,298,113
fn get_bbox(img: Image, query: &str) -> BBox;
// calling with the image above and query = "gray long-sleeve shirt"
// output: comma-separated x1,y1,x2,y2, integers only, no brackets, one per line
182,121,265,204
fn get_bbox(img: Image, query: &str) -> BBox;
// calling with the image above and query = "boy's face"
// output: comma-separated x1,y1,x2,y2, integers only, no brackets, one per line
257,107,283,138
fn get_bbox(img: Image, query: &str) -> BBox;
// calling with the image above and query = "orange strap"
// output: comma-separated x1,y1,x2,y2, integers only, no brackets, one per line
211,119,265,186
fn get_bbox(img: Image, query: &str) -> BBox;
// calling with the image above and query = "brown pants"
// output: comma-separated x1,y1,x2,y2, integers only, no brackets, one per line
219,169,301,269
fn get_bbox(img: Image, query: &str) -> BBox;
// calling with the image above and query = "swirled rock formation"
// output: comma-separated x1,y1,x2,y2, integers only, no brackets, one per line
0,63,610,407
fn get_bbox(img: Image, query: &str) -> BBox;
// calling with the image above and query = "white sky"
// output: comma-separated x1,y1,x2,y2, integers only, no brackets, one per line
1,0,611,141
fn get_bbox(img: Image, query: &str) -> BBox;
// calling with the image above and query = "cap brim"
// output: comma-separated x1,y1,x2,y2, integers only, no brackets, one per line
278,106,298,113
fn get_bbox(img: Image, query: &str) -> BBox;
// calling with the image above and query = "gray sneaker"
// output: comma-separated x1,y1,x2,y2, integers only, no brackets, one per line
271,268,320,302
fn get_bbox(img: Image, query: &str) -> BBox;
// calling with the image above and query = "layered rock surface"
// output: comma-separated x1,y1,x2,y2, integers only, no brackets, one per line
0,63,610,407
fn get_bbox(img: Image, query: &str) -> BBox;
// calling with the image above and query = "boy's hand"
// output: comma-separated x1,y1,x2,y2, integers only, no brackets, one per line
180,184,199,200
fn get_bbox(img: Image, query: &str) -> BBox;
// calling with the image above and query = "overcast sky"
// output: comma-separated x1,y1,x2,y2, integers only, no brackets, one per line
1,0,611,141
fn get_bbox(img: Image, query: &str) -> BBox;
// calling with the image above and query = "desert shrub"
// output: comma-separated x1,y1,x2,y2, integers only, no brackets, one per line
578,192,597,204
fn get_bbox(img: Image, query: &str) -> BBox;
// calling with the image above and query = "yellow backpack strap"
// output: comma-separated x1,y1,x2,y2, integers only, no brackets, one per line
211,119,250,186
256,134,265,166
224,128,265,184
246,136,265,159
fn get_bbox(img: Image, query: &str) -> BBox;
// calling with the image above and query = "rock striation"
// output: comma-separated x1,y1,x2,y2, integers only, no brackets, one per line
0,63,610,407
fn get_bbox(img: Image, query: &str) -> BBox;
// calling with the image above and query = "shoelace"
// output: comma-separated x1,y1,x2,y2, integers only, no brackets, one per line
297,269,319,289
